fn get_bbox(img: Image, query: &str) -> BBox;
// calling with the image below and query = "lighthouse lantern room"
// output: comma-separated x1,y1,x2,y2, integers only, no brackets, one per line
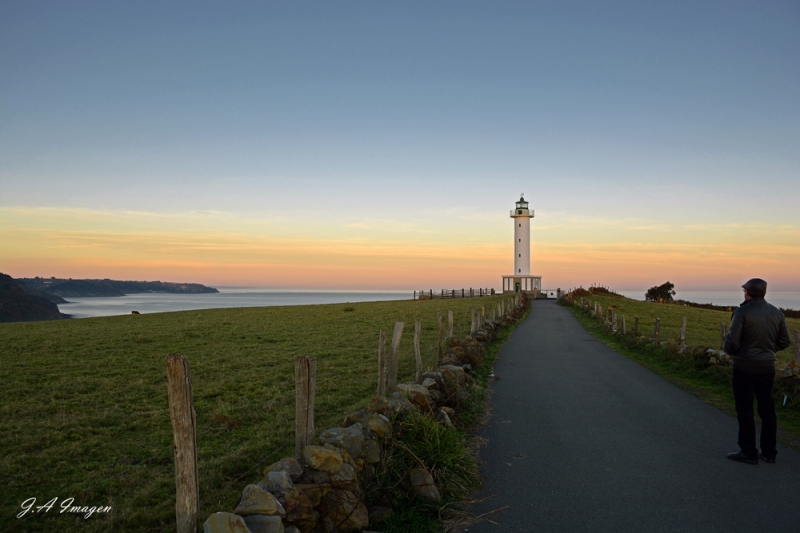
502,195,542,295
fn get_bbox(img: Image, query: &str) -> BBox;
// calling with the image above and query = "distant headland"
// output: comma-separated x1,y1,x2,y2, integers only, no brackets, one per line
16,277,219,299
0,274,219,323
0,273,69,323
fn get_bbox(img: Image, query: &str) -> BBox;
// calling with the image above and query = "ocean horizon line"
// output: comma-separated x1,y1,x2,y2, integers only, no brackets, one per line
53,287,800,320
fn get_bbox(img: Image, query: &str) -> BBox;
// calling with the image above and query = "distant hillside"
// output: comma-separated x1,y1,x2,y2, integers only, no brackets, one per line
0,273,69,323
16,277,219,298
17,284,69,304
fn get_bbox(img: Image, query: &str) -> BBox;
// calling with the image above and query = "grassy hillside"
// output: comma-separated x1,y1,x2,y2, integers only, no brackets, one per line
0,295,507,532
576,291,799,363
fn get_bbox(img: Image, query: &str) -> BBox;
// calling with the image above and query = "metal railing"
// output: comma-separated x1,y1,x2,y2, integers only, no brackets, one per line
414,288,496,300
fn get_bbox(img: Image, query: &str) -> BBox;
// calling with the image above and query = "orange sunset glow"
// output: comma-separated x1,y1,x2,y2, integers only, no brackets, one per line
2,207,797,291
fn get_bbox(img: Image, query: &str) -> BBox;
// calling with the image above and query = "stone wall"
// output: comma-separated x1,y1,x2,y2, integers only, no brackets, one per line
203,295,529,533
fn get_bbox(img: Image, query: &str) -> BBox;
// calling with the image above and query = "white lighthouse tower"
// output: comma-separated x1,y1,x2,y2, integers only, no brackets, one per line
502,195,542,295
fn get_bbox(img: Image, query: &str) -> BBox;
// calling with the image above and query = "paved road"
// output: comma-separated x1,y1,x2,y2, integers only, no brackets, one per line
468,300,800,533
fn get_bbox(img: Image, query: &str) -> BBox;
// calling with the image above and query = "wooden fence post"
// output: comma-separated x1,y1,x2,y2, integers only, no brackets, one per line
377,330,387,396
654,318,661,339
414,319,422,384
470,309,477,335
720,323,728,350
621,315,627,335
294,355,317,459
611,312,617,332
634,316,639,337
388,322,404,391
166,354,199,533
447,310,454,338
437,315,444,363
679,317,687,346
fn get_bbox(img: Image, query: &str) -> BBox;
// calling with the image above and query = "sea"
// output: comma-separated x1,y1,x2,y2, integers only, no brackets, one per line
57,287,800,319
616,290,800,310
57,287,412,319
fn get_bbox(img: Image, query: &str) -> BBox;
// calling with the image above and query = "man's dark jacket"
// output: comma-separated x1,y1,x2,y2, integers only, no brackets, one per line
724,297,791,372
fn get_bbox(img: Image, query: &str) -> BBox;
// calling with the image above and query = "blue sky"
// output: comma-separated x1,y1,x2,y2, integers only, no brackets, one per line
1,1,798,289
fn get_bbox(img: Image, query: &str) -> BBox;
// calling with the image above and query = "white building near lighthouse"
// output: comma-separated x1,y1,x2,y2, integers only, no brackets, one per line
502,195,542,294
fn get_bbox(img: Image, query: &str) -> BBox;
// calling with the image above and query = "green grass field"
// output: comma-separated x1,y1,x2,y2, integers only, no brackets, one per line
0,295,508,532
575,292,799,364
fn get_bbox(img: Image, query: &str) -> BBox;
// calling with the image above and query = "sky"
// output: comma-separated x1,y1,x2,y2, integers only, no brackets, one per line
1,1,798,291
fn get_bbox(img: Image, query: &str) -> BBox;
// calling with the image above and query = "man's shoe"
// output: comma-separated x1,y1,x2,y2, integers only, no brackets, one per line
727,451,758,465
758,453,776,464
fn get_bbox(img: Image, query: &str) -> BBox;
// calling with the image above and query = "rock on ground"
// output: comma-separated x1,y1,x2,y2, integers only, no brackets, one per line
234,485,285,517
204,512,252,533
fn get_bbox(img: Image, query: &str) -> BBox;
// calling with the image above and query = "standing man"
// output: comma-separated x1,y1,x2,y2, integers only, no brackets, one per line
724,278,791,464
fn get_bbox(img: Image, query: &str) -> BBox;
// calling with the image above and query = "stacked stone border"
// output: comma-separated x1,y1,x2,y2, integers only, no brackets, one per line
200,293,530,533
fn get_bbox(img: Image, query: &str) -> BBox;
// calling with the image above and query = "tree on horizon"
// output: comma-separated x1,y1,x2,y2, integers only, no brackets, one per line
645,281,676,303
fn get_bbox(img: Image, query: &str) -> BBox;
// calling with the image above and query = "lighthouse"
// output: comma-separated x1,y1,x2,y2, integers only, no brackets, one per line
512,195,533,275
502,195,542,295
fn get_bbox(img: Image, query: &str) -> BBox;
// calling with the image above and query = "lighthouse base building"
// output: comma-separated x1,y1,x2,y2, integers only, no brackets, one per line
501,274,541,295
502,195,542,296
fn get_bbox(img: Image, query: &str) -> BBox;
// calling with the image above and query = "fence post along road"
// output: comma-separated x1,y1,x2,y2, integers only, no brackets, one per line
294,355,317,460
166,354,199,533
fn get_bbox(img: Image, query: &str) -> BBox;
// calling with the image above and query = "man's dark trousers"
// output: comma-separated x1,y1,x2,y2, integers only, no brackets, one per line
733,368,777,459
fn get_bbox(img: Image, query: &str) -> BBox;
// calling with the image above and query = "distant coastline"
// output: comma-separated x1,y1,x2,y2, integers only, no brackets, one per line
54,287,411,319
0,273,69,323
16,277,218,299
1,276,219,323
